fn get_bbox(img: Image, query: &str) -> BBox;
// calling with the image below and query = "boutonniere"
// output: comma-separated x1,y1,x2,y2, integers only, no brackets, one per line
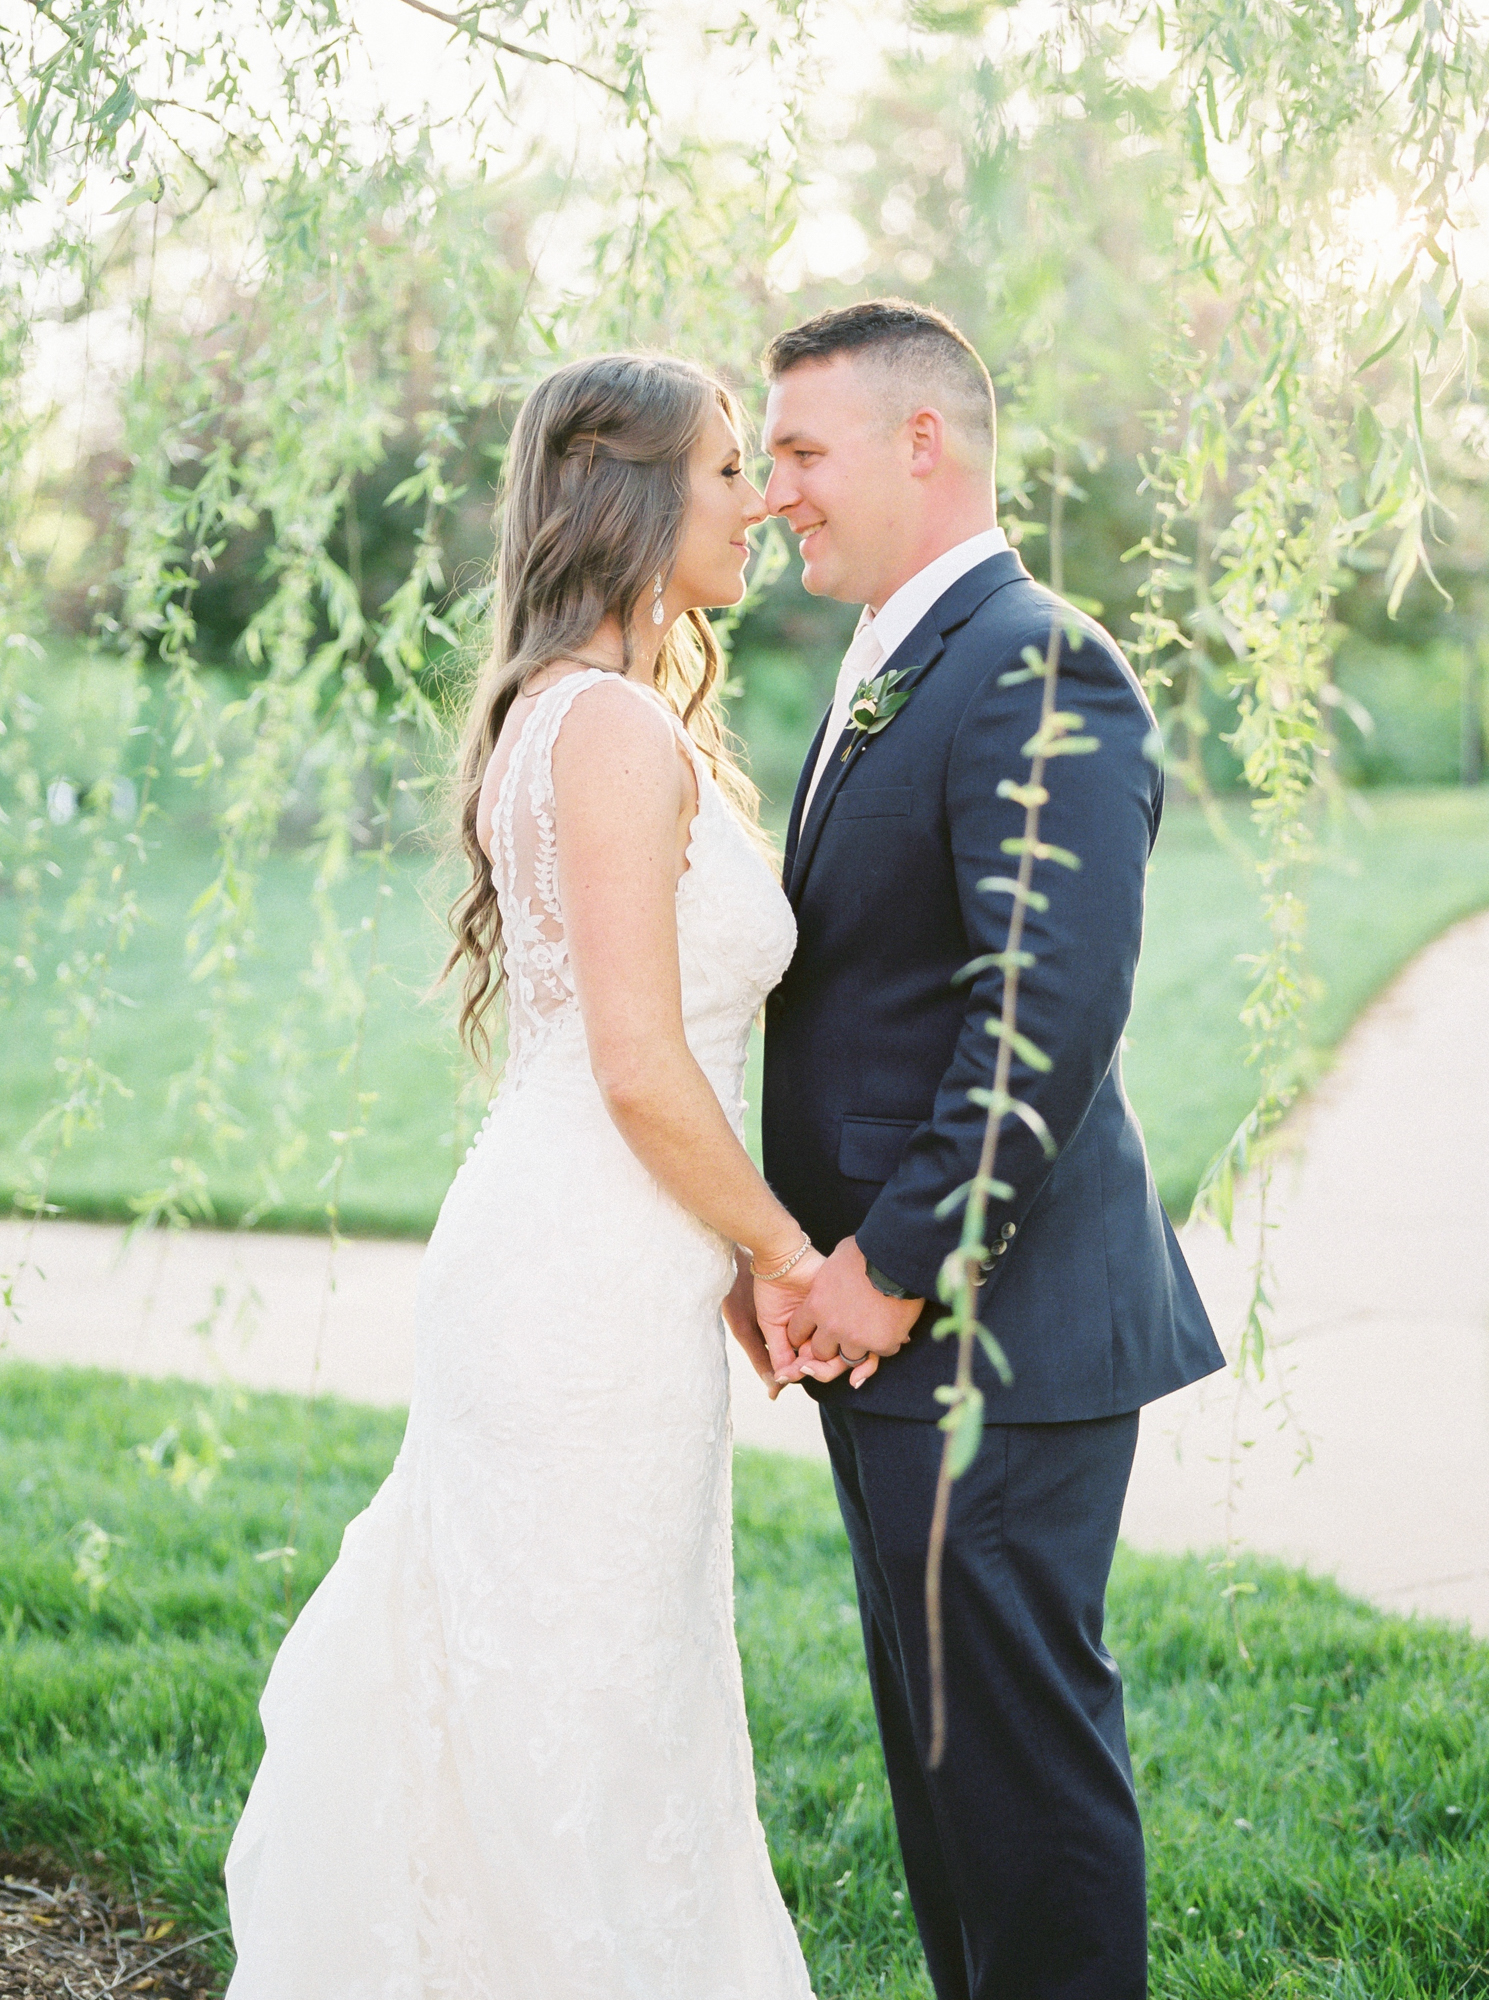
841,666,914,761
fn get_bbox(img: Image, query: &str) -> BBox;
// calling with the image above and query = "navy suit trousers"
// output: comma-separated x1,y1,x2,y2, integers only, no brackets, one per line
819,1403,1147,2000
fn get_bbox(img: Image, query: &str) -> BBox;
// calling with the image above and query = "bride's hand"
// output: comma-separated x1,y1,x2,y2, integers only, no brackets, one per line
751,1243,826,1384
722,1250,782,1400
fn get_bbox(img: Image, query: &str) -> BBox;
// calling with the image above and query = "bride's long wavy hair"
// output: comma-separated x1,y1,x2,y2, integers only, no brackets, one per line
444,352,765,1064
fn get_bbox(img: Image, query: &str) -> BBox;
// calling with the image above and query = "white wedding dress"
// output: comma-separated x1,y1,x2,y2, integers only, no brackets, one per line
225,668,811,2000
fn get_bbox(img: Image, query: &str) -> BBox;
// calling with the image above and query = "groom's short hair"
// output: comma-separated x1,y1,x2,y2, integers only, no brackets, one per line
764,299,995,465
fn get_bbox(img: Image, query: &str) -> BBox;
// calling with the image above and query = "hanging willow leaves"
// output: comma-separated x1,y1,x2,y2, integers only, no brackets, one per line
0,0,813,1249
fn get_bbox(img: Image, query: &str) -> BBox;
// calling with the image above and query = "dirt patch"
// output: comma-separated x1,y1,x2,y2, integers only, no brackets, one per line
0,1856,219,1999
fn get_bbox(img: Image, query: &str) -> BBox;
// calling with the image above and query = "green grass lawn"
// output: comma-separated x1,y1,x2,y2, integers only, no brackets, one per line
2,1363,1487,1998
4,786,1488,1231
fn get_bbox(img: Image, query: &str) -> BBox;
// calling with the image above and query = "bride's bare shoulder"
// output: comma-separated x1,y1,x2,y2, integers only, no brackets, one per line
551,671,681,780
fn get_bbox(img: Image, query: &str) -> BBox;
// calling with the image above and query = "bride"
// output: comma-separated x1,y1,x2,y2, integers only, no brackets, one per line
223,353,883,1996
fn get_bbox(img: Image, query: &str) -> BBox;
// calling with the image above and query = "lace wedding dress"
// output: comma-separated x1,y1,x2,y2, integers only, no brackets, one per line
225,669,810,2000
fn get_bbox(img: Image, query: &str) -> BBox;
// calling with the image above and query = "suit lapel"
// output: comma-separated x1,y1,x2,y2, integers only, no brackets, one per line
786,551,1029,909
787,631,945,905
782,709,830,888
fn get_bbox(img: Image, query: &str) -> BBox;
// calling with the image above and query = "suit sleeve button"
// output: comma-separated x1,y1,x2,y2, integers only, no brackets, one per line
1001,1222,1017,1240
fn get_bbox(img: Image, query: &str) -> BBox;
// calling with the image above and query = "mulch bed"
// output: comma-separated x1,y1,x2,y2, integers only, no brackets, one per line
0,1856,220,1999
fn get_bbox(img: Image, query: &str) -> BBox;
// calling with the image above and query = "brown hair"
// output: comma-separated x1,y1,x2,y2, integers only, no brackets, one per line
764,297,995,460
443,352,762,1063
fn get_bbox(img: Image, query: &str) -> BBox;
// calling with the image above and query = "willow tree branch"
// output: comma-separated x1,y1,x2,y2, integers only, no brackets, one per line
393,0,628,100
23,0,218,192
925,605,1063,1771
926,447,1069,1771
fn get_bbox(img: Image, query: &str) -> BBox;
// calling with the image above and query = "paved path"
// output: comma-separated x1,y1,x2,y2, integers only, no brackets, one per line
4,911,1487,1633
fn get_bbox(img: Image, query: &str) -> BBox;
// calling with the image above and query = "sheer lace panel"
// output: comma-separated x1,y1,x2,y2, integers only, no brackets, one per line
489,669,605,1063
490,668,701,1076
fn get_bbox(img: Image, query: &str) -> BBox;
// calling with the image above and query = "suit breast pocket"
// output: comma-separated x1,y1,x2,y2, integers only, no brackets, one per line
835,786,913,821
838,1115,920,1183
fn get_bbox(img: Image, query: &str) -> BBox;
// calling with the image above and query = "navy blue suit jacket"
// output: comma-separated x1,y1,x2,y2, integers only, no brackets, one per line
761,550,1224,1423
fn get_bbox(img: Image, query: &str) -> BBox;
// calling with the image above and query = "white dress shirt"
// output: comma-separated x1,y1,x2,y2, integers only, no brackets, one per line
800,526,1011,821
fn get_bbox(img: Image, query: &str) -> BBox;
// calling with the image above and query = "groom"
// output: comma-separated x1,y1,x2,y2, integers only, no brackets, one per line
757,300,1224,1999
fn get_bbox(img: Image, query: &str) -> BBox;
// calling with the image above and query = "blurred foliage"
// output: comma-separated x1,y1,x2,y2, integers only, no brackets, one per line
0,0,1487,1270
5,661,1488,1228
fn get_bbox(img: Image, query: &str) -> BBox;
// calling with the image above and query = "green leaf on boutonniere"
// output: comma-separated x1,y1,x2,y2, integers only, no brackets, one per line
840,666,915,760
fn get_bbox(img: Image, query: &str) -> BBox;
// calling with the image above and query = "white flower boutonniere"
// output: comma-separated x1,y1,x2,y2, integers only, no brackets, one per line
841,666,914,762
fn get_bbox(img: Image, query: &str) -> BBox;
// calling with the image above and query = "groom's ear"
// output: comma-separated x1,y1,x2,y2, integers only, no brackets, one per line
906,406,947,480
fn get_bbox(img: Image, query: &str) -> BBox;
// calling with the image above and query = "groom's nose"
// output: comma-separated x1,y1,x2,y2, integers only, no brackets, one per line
762,458,797,516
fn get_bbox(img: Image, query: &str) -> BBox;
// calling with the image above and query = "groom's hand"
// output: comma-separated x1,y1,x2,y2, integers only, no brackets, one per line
786,1237,922,1384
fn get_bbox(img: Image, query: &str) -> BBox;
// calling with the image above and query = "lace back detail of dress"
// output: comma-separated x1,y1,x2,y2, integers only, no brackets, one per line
491,669,609,1072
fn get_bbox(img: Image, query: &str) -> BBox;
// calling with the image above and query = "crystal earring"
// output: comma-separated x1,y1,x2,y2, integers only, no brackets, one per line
652,572,665,626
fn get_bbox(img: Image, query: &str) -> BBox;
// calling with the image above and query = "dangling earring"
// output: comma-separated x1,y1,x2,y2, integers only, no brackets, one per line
652,572,665,626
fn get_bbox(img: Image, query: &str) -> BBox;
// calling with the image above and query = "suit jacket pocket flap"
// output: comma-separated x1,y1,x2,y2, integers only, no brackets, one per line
838,1115,919,1183
835,786,913,820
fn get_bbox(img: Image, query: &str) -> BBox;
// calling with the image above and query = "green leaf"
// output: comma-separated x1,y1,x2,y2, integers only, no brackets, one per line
996,779,1048,806
984,1018,1052,1071
952,950,1034,985
1384,515,1422,619
1202,66,1221,143
936,1245,985,1303
966,1087,1011,1114
977,876,1049,911
1006,1097,1057,1158
94,77,138,139
1356,319,1407,374
1000,838,1080,870
940,1386,985,1478
106,174,164,214
976,1326,1015,1387
934,1171,1015,1219
999,644,1049,686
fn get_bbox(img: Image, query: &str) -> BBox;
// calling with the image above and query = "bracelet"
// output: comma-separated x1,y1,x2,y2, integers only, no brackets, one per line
750,1234,813,1282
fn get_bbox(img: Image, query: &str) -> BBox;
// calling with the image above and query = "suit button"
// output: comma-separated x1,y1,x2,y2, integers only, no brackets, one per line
1001,1222,1017,1240
991,1241,1007,1257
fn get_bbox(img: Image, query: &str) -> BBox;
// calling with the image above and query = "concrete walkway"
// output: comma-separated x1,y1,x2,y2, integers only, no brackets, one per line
4,910,1487,1633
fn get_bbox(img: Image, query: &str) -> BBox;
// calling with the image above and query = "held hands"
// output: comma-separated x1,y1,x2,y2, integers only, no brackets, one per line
754,1235,923,1393
751,1241,828,1387
782,1236,922,1387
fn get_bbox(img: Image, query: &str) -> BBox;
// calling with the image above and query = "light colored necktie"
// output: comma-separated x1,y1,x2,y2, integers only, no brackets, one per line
800,615,884,822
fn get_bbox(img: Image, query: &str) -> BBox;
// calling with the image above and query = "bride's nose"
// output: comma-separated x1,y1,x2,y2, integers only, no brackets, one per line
740,478,768,528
